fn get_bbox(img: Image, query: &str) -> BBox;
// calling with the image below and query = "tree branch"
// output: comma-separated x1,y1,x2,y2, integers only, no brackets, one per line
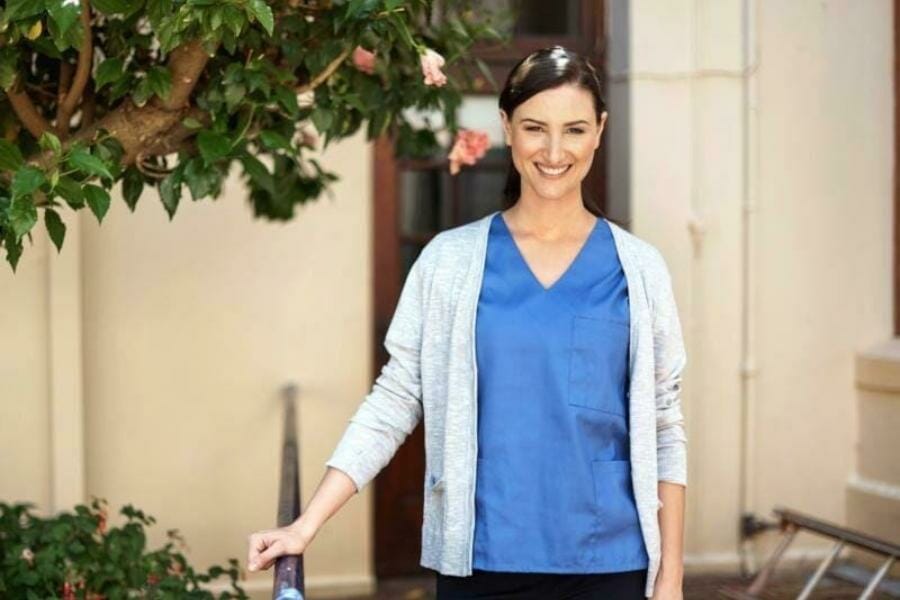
154,39,213,110
143,107,211,156
81,79,97,127
7,75,53,139
295,47,351,94
57,0,94,136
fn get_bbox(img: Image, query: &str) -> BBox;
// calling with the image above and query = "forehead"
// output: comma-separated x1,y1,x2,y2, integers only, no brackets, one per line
513,84,596,122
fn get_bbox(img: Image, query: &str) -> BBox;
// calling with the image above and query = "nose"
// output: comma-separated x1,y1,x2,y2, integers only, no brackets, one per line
544,132,564,164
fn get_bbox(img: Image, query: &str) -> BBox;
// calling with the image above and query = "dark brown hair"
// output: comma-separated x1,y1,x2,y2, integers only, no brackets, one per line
499,45,609,217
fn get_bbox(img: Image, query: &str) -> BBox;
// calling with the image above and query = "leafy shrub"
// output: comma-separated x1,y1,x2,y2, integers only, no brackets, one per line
0,497,248,599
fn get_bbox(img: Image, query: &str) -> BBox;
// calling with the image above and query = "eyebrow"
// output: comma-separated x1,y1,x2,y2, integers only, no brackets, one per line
520,118,590,126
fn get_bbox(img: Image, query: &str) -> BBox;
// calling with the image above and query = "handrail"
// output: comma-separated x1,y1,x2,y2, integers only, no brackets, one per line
272,383,305,600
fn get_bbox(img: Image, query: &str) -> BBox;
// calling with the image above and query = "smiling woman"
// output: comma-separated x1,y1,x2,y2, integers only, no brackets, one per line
425,45,685,600
498,45,609,216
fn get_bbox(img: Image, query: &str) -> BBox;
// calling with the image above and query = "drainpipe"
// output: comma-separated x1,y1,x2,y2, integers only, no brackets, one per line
738,0,763,577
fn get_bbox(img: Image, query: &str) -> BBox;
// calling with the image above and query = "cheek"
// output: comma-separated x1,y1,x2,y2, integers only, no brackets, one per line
570,138,598,163
510,136,543,162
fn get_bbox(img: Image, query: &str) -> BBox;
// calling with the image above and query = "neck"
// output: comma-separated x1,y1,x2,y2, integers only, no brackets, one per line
505,186,595,237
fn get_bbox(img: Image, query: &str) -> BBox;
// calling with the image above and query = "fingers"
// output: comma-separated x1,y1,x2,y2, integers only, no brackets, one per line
255,538,285,569
247,526,308,573
247,531,275,571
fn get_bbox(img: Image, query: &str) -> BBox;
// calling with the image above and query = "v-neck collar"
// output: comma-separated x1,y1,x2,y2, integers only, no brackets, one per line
495,211,602,294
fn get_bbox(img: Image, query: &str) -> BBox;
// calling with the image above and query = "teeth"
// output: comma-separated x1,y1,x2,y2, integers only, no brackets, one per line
536,163,570,176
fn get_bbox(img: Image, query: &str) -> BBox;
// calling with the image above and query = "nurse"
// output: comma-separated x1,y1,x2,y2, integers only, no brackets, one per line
434,45,668,600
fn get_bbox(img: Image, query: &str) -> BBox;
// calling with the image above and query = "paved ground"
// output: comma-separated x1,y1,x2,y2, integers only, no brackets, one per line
328,567,897,599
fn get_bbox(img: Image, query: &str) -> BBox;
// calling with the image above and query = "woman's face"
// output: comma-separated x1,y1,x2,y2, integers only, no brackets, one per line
500,84,608,203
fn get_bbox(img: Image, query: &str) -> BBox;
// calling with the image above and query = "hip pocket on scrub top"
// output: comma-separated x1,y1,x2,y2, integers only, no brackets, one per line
568,315,630,415
591,459,642,539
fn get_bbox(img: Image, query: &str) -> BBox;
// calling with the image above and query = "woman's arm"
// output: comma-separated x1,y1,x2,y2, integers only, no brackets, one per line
648,248,688,597
247,466,356,571
247,247,431,570
656,481,686,590
323,251,428,491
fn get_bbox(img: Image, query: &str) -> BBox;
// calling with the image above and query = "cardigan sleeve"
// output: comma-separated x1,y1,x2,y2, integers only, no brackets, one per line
325,252,427,493
649,249,688,487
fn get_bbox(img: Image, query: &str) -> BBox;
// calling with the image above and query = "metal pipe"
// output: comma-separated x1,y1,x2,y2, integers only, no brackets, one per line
272,382,305,600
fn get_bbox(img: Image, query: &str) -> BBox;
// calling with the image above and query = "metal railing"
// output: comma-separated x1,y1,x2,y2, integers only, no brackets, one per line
272,383,305,600
719,506,899,599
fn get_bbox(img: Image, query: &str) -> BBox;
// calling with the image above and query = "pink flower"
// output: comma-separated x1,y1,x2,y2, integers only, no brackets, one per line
352,46,376,75
420,48,447,87
448,129,490,175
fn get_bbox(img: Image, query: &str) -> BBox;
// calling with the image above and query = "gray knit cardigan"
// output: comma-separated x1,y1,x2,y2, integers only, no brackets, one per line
326,210,688,598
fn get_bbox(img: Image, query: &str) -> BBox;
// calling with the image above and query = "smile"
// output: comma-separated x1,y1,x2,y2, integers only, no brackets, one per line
534,163,571,177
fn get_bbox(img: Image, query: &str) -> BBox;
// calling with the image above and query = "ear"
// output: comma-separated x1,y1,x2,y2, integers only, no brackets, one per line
595,111,609,149
499,109,512,146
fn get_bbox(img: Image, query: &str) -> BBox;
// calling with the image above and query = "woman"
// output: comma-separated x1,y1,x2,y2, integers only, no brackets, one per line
247,46,687,600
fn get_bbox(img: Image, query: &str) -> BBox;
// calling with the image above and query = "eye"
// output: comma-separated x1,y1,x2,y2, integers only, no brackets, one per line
568,127,586,134
524,125,543,132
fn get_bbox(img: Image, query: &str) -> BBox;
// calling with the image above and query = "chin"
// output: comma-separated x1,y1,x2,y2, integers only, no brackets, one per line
526,180,580,201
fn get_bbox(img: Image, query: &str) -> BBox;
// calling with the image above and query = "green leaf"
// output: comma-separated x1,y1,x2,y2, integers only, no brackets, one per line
239,152,273,194
38,131,62,155
7,195,38,239
55,176,85,209
146,0,173,23
132,77,153,106
0,47,20,91
158,170,182,219
222,5,244,37
196,130,231,164
47,1,81,35
4,228,23,271
67,149,113,181
181,116,203,129
224,82,246,113
5,0,45,20
258,130,292,151
146,66,172,100
83,184,111,223
95,58,125,89
273,87,299,118
91,0,134,15
182,158,218,200
246,0,274,36
11,166,46,199
121,167,143,211
0,140,25,171
44,209,66,251
310,107,333,134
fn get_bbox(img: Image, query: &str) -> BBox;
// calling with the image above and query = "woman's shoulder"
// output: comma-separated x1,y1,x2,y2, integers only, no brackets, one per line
415,212,497,271
605,218,671,279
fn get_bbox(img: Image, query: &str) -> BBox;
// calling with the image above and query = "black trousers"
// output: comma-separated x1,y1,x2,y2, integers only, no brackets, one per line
435,568,648,600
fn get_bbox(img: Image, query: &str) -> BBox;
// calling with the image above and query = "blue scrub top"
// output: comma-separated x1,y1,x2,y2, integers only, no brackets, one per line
472,212,648,573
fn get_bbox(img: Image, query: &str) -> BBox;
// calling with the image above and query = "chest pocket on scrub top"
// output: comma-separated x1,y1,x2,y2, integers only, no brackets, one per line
568,315,630,415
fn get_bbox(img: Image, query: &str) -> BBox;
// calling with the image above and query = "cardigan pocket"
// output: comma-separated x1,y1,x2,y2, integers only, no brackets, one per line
568,315,630,415
427,471,445,492
591,459,642,541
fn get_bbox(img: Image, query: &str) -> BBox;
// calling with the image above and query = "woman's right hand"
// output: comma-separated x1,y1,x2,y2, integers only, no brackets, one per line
247,519,316,572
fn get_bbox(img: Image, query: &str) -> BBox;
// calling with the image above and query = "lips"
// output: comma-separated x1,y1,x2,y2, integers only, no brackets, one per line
534,162,571,177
